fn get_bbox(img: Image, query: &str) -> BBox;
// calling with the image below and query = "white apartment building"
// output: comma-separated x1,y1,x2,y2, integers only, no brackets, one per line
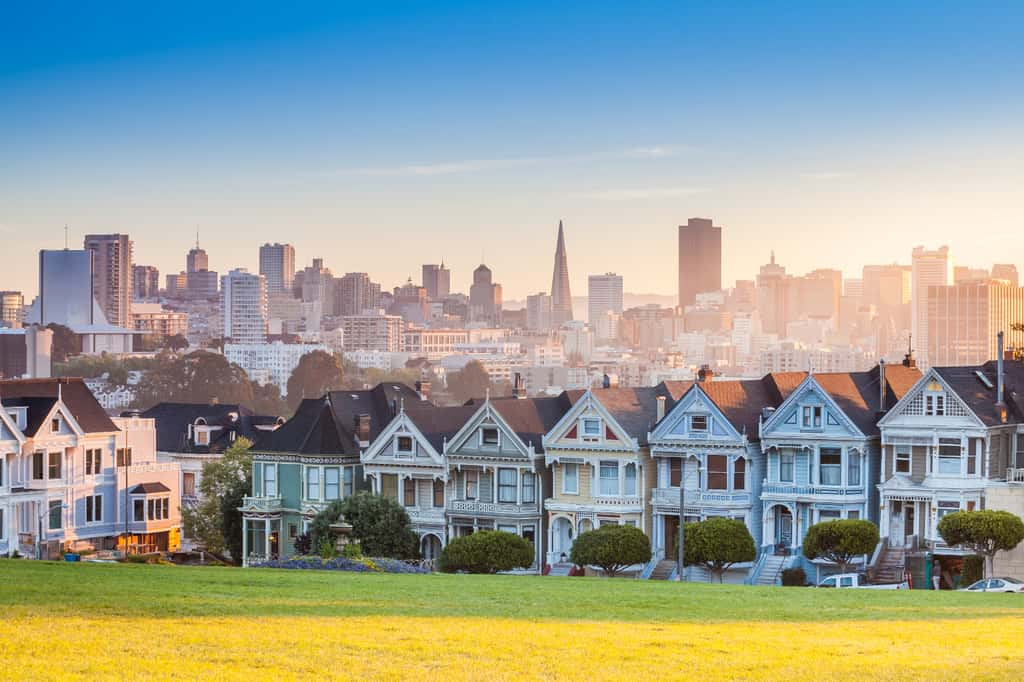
224,341,330,395
221,269,268,344
342,311,405,352
588,273,624,325
403,328,470,360
526,292,553,331
343,349,412,372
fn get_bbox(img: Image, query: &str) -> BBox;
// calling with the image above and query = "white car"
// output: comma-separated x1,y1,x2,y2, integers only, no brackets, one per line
959,577,1024,593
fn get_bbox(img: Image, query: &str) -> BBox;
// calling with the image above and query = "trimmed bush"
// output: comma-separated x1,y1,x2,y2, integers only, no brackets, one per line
683,518,756,583
937,510,1024,579
310,493,420,560
440,531,535,574
570,524,652,577
960,555,984,587
803,519,879,573
780,567,807,587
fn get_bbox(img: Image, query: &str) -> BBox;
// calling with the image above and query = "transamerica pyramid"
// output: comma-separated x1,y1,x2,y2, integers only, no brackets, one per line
550,220,574,326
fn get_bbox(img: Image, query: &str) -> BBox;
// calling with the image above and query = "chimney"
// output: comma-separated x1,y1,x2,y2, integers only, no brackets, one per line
902,335,916,368
602,373,611,389
354,414,371,445
512,372,525,399
656,395,666,423
996,331,1007,422
697,364,714,382
415,380,431,402
878,359,887,415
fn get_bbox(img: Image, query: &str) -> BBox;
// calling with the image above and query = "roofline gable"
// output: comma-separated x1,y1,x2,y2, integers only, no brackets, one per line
760,374,867,440
445,400,532,457
542,389,638,450
877,367,987,428
649,383,745,444
0,406,26,444
360,411,443,465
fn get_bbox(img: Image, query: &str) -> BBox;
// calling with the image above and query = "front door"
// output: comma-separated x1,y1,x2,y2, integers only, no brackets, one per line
903,504,915,547
776,508,793,547
890,501,905,547
664,516,679,559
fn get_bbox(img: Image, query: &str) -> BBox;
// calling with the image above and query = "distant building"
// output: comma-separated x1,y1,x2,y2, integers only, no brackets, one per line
224,341,330,395
404,328,469,361
926,280,1024,366
342,311,405,352
678,217,722,307
756,252,788,335
469,264,502,324
336,272,382,317
259,243,296,295
221,269,268,344
185,239,218,300
421,263,451,300
0,291,24,328
130,303,188,341
0,326,52,379
992,263,1019,287
391,279,429,323
132,265,160,300
526,292,553,332
550,221,574,326
588,273,623,324
911,245,953,367
37,249,95,326
165,272,188,298
298,258,334,311
84,233,132,327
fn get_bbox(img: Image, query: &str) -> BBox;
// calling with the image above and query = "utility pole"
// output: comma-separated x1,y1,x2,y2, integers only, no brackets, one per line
678,461,702,581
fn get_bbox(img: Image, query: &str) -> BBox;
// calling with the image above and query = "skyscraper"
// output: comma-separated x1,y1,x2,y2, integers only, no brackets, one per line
588,273,624,324
550,221,573,326
259,243,296,294
926,279,1024,366
336,272,382,316
221,269,268,344
0,291,25,328
678,217,722,307
911,245,953,367
84,233,132,327
38,249,95,326
187,239,208,273
132,265,160,300
422,263,451,300
185,237,218,299
470,264,502,324
526,292,553,331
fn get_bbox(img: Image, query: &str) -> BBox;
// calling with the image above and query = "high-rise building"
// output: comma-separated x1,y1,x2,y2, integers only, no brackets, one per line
550,221,574,326
526,292,553,331
954,266,989,284
755,252,789,335
341,311,405,352
187,240,208,274
678,217,722,307
221,269,268,344
421,263,451,300
184,238,218,300
38,249,95,326
862,263,912,333
588,273,624,324
165,272,188,298
911,245,953,366
992,264,1019,287
0,291,25,328
259,243,296,295
469,264,502,324
336,272,382,317
132,265,160,300
926,279,1024,366
84,233,132,327
391,279,429,323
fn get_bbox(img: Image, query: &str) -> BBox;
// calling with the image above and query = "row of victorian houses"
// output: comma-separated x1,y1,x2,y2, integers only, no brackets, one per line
238,346,1024,584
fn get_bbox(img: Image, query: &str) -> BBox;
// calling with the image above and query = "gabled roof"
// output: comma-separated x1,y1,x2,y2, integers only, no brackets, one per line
0,378,117,435
483,395,573,452
140,402,270,454
933,361,1024,426
563,386,679,446
404,403,479,453
663,377,786,441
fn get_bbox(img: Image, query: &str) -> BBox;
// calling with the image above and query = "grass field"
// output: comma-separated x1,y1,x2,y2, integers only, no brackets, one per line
2,561,1023,680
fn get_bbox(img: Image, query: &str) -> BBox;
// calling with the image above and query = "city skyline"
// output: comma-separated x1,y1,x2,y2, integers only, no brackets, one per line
2,3,1023,299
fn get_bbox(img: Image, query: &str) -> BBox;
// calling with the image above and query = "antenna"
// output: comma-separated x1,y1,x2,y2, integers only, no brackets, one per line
64,224,69,249
196,228,200,250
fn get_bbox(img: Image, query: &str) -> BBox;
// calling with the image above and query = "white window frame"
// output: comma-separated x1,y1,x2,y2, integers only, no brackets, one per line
85,494,103,524
465,470,479,500
324,467,340,500
801,405,823,430
690,415,708,433
779,452,795,483
894,445,911,475
305,467,320,501
396,435,414,457
818,447,842,487
598,461,619,496
343,466,354,498
847,450,861,487
497,468,517,503
521,471,536,503
481,427,500,447
581,418,601,438
263,463,278,497
935,438,963,476
562,462,579,495
624,462,637,497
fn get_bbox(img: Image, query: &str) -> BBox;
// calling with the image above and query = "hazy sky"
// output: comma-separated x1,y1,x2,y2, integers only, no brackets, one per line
2,2,1022,301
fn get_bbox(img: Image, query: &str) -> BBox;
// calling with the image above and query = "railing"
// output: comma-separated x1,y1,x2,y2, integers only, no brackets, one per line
591,496,644,507
241,496,282,512
639,556,658,580
865,540,884,580
650,488,751,507
667,564,679,581
407,508,446,523
126,462,180,474
1007,468,1024,484
761,484,866,497
448,500,537,515
744,551,769,585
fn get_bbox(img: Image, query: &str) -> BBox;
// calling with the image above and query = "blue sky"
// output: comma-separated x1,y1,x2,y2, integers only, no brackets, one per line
2,2,1022,300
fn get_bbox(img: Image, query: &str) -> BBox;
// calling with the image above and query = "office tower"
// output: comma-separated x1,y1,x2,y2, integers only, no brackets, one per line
422,263,451,300
911,245,952,366
526,292,553,331
259,243,296,295
187,239,208,273
132,265,160,300
391,279,429,323
588,273,624,324
791,269,841,321
165,272,188,298
678,217,722,307
954,266,989,284
926,279,1024,366
84,233,132,327
341,311,405,352
298,258,333,308
755,252,789,335
550,221,574,325
469,264,502,324
0,291,25,328
992,264,1019,287
336,271,382,316
221,269,268,344
843,279,864,299
38,249,95,326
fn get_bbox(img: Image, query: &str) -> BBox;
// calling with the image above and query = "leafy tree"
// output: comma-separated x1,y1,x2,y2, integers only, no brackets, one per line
361,367,421,390
937,510,1024,579
286,350,345,409
45,323,81,363
447,360,492,403
803,519,880,573
440,531,534,574
683,518,756,583
132,350,253,409
570,524,651,577
250,381,288,416
310,493,419,559
181,438,252,558
164,334,189,352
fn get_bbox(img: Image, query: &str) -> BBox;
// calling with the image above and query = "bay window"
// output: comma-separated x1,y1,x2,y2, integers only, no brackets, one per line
263,464,278,497
465,471,479,500
433,479,445,507
599,461,619,496
324,467,340,500
48,452,62,480
306,467,320,500
343,467,354,498
937,439,962,475
669,458,682,487
498,469,517,503
381,473,398,501
936,500,960,522
562,463,578,494
624,463,637,496
403,478,416,506
847,450,861,486
733,458,746,490
819,448,842,486
780,452,794,482
48,500,63,529
706,455,727,490
522,472,536,503
895,445,911,474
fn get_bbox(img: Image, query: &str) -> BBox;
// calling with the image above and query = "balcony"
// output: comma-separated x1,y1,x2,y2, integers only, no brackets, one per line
406,507,446,524
651,488,751,507
448,499,538,516
241,496,282,513
1007,468,1024,484
761,483,866,498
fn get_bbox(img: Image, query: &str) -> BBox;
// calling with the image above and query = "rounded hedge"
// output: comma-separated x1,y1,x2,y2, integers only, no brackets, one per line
439,530,534,574
570,524,651,577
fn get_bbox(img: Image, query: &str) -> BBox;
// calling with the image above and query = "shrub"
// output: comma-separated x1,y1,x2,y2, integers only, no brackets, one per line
318,536,338,560
311,494,420,560
937,510,1024,579
440,531,534,574
250,555,429,574
683,518,756,583
803,519,879,573
341,541,363,559
293,532,312,556
781,567,807,587
960,555,984,587
570,524,651,577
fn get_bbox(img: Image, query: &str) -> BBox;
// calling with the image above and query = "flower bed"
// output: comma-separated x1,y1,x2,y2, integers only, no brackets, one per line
251,555,429,574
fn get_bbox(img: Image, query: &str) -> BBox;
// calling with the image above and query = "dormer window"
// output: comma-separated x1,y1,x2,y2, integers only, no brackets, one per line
582,418,601,438
690,415,708,433
481,428,499,446
801,405,823,429
195,430,210,446
925,393,945,416
397,435,414,455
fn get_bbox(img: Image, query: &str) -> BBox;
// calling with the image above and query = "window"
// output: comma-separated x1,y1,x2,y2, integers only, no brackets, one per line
465,471,479,500
599,461,619,496
624,463,637,496
562,463,578,494
48,500,62,530
925,393,945,416
779,453,794,482
895,445,911,474
403,477,416,506
343,467,354,498
802,405,823,429
582,418,601,438
1016,433,1024,468
433,479,445,507
848,450,861,486
819,509,841,522
183,473,196,497
133,499,145,522
498,469,517,503
706,455,728,490
147,497,170,521
85,449,102,475
306,467,320,500
522,472,536,503
85,494,102,523
936,500,960,522
288,523,298,539
263,464,278,497
847,509,860,520
819,448,842,486
481,428,499,446
839,575,855,588
32,452,44,480
324,468,340,500
48,452,62,480
690,415,708,432
381,474,398,501
51,418,60,433
497,524,517,534
937,438,962,475
522,526,536,547
396,435,414,455
669,458,682,487
733,458,746,490
195,430,210,446
116,448,133,467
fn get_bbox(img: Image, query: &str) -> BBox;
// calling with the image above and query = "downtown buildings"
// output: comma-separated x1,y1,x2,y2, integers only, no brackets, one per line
259,243,296,295
221,269,268,344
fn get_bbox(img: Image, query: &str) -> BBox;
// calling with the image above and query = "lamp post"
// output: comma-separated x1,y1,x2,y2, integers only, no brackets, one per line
677,461,702,581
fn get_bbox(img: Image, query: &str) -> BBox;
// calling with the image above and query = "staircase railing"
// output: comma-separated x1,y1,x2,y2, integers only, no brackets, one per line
639,557,658,580
745,550,769,585
865,540,884,580
667,564,680,581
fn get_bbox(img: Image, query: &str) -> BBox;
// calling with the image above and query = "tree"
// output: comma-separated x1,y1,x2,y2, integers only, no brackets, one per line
447,360,492,403
250,381,287,416
803,519,880,574
440,531,534,573
570,524,651,577
285,350,345,409
164,334,189,352
310,493,419,559
181,438,252,559
45,323,81,363
683,518,756,583
132,350,253,409
937,510,1024,579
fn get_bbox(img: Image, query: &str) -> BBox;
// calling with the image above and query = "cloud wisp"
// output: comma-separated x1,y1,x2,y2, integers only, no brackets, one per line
570,185,710,201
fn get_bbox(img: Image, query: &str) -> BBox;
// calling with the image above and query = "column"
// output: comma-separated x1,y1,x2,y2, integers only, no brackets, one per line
264,518,271,557
515,468,522,505
241,517,249,567
492,466,498,503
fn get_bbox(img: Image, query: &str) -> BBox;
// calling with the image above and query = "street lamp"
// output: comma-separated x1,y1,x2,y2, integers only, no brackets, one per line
37,503,69,560
677,461,702,581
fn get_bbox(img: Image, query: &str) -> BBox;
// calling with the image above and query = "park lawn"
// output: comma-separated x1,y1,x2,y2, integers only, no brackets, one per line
2,561,1023,680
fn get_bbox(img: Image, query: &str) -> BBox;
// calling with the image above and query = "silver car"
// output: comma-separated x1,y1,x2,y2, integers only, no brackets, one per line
960,577,1024,593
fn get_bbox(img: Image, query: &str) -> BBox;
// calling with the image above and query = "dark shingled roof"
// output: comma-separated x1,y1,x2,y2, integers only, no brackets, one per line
565,385,682,445
140,403,271,454
129,482,171,494
664,377,786,441
934,360,1024,426
489,395,574,452
0,378,118,435
404,403,479,453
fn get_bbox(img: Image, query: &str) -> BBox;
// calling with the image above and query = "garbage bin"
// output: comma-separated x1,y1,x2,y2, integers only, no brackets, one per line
64,553,80,562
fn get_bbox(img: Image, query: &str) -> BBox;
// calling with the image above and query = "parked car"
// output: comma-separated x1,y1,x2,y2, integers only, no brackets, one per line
959,577,1024,593
817,573,909,590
